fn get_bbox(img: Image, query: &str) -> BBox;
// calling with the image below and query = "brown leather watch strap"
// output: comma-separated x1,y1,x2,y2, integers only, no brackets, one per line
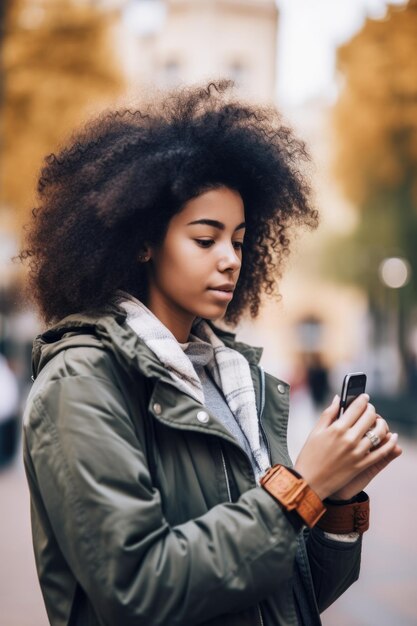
316,492,370,535
260,465,326,528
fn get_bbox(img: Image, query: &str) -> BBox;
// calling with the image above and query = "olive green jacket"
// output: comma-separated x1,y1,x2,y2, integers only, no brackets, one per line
23,305,362,626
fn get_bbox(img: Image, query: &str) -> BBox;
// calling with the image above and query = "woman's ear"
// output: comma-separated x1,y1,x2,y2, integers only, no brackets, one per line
138,246,151,263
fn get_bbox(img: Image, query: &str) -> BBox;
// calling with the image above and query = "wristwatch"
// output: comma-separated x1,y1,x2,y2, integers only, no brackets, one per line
260,464,326,528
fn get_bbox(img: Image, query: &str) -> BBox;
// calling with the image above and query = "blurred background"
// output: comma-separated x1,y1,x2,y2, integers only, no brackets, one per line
0,0,416,624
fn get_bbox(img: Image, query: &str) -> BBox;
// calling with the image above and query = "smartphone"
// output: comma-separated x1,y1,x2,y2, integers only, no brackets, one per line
337,372,367,417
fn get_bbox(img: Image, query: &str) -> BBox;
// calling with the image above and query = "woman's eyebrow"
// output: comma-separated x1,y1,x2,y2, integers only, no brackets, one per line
186,219,246,232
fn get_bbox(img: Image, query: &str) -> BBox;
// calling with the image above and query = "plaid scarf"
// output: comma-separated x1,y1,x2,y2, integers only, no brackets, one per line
117,291,270,478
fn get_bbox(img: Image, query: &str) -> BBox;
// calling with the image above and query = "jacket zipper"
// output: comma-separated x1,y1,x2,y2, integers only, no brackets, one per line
257,365,267,626
257,605,265,626
220,367,268,626
258,365,271,462
220,446,232,503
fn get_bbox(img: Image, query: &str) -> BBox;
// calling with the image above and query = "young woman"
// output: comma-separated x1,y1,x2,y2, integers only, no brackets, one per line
21,81,401,626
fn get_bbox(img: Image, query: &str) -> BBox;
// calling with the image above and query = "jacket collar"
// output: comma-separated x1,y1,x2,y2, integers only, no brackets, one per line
32,303,263,381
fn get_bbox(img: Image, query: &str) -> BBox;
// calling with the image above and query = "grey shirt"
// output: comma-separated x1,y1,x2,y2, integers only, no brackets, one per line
180,335,266,477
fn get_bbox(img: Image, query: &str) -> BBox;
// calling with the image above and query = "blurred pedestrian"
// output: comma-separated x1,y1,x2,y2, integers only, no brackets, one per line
306,352,330,409
20,80,402,626
0,352,19,467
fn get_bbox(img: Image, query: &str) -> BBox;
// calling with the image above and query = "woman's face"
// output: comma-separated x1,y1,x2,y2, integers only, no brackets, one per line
145,186,245,340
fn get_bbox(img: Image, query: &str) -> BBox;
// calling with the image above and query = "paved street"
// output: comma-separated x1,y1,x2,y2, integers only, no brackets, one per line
0,454,48,626
321,433,417,626
1,414,416,626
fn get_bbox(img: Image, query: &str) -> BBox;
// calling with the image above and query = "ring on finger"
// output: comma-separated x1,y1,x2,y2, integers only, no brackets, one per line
365,429,380,448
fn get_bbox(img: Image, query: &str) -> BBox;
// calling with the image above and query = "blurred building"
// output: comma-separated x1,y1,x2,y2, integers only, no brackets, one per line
239,96,368,395
118,0,278,102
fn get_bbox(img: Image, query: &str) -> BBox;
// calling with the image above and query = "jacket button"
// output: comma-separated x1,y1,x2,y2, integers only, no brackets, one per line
277,384,286,394
196,410,209,424
153,402,162,415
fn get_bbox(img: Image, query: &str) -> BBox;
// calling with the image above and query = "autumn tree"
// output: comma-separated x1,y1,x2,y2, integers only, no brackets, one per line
0,0,123,227
0,0,11,153
331,0,417,371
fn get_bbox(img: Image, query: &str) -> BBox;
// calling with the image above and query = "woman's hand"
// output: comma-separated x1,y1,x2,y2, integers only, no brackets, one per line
294,394,402,501
329,429,402,500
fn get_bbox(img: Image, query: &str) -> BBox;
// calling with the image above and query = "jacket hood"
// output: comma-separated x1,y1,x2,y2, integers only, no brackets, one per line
31,304,263,381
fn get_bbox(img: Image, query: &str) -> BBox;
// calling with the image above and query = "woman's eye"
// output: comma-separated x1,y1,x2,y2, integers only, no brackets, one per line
195,239,214,248
194,239,243,250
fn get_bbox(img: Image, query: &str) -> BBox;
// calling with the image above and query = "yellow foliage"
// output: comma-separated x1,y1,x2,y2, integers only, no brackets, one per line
0,0,124,227
333,0,417,206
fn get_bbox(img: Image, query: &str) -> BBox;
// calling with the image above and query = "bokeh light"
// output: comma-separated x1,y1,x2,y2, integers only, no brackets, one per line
379,256,411,289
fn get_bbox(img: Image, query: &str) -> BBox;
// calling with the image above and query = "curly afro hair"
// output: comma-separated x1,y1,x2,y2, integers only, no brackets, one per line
20,80,318,326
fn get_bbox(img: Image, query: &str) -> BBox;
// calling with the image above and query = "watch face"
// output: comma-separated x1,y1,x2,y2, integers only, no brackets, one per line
261,465,326,527
263,466,305,507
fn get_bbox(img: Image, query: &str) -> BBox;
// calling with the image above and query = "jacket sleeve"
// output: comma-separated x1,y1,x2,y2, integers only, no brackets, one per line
24,373,300,626
305,526,362,612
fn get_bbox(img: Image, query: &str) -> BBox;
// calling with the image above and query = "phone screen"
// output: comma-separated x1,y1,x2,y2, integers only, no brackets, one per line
338,373,367,417
345,381,366,409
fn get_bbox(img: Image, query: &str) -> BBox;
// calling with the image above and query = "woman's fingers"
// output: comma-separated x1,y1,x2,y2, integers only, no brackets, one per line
349,401,378,438
338,398,388,448
317,394,340,428
356,417,388,454
298,395,400,500
338,393,370,428
357,431,400,471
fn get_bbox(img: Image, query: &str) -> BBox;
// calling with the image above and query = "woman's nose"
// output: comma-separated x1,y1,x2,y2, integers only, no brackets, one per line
217,244,241,273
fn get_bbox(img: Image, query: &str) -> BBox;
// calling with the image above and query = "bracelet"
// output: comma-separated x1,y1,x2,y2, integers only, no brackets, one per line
325,494,360,506
316,492,370,535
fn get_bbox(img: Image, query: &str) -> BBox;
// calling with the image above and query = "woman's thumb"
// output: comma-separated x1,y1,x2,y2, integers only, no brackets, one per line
319,394,340,427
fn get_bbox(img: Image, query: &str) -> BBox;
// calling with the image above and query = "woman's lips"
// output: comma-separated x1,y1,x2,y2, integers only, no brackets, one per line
208,288,234,301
